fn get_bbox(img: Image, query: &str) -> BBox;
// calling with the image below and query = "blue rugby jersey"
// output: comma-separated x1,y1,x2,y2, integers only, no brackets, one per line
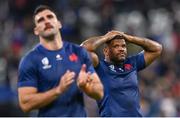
96,52,145,117
18,41,95,117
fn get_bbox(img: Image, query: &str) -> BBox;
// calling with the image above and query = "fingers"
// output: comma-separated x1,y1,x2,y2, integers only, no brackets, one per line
80,64,86,72
58,70,76,93
77,65,89,89
105,30,123,41
87,72,93,83
77,70,94,90
62,70,75,83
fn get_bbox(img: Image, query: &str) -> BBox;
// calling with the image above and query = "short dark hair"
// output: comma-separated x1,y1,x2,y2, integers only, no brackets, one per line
106,35,124,44
33,5,55,23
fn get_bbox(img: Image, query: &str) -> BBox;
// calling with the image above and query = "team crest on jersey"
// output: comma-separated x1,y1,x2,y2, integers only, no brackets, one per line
42,57,52,69
124,64,132,71
69,53,78,62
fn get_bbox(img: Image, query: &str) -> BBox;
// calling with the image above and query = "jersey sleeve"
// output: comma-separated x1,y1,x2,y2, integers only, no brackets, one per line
134,51,146,71
18,55,38,88
80,47,96,73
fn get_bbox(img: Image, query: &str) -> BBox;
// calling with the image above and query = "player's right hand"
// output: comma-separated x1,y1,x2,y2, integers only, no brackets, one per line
56,70,75,95
104,30,123,41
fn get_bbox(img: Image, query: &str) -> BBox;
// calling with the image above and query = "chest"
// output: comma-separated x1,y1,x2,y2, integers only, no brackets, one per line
37,52,82,85
97,62,139,91
107,71,139,91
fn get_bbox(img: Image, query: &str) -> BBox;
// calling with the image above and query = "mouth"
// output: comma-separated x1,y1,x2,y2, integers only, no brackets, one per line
118,52,125,55
44,25,53,31
117,53,126,57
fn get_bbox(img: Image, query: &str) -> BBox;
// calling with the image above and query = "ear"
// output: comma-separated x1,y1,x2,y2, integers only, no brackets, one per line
34,26,39,35
103,47,109,57
57,20,62,29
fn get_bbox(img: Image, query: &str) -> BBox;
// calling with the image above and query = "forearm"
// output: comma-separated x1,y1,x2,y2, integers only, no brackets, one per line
81,36,108,52
83,82,104,100
20,87,60,112
81,74,104,100
126,35,162,53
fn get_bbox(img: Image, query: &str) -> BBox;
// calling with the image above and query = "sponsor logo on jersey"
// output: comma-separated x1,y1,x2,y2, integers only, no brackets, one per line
42,57,52,69
56,54,63,60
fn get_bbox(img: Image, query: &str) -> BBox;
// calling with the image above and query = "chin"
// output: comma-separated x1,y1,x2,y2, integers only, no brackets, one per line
118,58,126,62
42,32,56,38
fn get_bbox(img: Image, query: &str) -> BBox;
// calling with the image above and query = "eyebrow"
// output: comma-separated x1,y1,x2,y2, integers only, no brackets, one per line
37,17,44,23
47,14,54,18
36,14,54,23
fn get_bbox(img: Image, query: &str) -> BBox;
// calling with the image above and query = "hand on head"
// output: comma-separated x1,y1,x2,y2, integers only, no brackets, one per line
104,30,130,42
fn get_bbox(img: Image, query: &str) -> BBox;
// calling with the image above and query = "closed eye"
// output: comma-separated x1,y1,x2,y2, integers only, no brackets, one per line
37,17,44,23
47,14,54,19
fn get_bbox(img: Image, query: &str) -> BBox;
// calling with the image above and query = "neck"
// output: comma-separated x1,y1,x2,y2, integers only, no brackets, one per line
39,32,63,50
105,58,124,66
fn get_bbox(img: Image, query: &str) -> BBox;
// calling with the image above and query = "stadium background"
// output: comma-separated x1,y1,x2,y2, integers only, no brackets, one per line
0,0,179,116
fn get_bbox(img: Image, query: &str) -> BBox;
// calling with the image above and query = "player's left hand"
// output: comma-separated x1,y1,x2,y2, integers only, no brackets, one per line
77,64,92,90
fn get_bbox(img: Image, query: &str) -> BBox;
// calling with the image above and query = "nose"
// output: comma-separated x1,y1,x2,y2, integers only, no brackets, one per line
45,22,51,26
118,46,125,51
43,16,51,24
44,18,51,24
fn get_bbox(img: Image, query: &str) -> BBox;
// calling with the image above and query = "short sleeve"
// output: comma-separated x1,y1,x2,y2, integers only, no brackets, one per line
80,47,96,73
134,51,146,71
18,56,38,88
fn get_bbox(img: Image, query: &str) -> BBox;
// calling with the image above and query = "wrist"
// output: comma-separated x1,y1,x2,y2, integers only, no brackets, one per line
55,86,61,96
101,36,108,41
125,34,133,42
78,83,88,91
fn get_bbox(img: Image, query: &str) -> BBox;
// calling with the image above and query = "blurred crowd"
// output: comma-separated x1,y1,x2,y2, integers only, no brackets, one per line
0,0,179,116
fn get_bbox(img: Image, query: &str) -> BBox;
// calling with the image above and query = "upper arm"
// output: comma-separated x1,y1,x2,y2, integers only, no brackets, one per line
144,50,161,66
89,52,99,67
144,42,162,66
81,44,99,67
18,56,38,88
80,46,99,69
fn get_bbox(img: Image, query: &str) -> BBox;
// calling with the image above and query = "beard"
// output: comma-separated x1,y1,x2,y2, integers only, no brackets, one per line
40,29,57,40
109,54,126,65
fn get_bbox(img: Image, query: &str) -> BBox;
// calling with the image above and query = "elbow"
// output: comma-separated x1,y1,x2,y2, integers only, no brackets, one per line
81,42,95,52
156,44,163,56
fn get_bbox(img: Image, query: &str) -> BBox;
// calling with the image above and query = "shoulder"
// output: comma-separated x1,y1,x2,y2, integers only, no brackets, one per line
64,41,84,50
19,47,40,69
64,41,88,53
126,51,145,70
95,59,105,69
126,51,144,61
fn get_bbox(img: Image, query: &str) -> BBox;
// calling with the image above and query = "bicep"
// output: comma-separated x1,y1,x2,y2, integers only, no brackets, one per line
144,51,159,66
89,52,99,67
